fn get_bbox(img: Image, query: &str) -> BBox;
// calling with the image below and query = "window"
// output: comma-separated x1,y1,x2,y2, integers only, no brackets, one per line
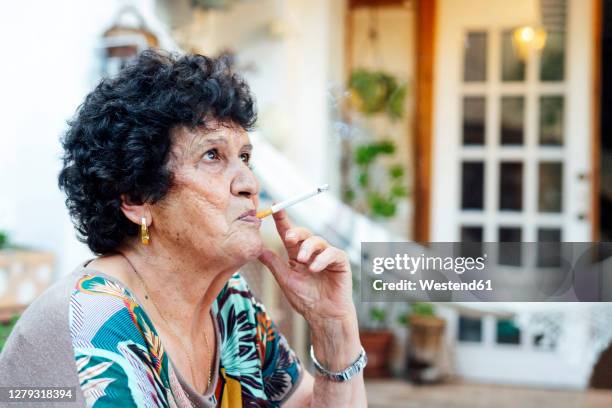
496,319,521,344
458,315,483,342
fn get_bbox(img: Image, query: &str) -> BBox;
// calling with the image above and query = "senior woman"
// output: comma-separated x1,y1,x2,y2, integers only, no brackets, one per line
0,50,366,407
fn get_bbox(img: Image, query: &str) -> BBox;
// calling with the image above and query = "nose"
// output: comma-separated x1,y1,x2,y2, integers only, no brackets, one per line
230,162,259,199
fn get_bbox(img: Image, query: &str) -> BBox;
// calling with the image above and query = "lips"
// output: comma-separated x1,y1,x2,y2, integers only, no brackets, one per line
237,209,261,226
238,209,257,220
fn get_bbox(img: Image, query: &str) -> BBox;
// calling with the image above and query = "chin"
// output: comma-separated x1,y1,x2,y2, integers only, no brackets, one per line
235,235,264,262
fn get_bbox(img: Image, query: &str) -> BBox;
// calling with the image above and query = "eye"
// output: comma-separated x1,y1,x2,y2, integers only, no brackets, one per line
203,149,220,161
240,152,251,166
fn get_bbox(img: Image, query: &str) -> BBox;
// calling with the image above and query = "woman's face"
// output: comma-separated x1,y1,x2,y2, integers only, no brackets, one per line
151,120,262,268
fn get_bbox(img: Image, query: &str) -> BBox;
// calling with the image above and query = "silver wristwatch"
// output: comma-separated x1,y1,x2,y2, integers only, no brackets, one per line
309,345,368,382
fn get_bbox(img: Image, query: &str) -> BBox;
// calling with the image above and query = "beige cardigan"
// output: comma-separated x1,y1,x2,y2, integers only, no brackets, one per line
0,263,219,407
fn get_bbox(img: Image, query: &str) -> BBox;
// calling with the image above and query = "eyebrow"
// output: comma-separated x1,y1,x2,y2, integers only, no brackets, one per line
190,135,253,156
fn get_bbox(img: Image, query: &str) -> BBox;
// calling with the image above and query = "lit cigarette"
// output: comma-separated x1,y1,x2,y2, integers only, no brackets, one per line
256,184,329,219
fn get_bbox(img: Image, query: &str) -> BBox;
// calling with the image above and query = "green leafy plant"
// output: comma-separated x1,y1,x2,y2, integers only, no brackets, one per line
396,303,436,328
349,69,407,119
347,140,409,218
397,313,409,326
344,68,409,219
410,302,436,317
369,306,388,330
0,231,8,250
0,315,19,351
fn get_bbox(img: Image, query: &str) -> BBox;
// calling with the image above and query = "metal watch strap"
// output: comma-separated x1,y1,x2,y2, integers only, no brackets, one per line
309,345,368,382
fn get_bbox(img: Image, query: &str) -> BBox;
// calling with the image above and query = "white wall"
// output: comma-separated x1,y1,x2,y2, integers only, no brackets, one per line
448,312,592,389
0,0,177,278
171,0,345,189
0,0,344,279
349,5,415,238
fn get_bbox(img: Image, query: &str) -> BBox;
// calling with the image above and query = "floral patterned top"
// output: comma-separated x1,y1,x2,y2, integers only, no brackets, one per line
69,271,303,407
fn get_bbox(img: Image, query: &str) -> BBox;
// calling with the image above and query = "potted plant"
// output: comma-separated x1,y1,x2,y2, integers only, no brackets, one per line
359,306,394,378
348,69,407,120
404,302,446,384
0,314,19,352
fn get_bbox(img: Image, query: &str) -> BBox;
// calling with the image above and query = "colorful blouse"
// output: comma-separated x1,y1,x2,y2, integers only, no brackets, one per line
69,272,303,407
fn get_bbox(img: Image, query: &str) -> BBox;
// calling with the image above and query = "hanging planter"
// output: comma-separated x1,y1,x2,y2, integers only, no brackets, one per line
348,69,407,119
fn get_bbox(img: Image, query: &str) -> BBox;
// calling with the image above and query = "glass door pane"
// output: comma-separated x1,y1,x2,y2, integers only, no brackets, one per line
538,162,563,212
464,32,487,82
539,96,564,146
501,29,525,81
463,96,486,145
462,162,485,210
501,96,525,145
500,162,523,211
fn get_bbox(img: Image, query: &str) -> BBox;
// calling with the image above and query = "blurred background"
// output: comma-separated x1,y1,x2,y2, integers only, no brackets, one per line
1,0,611,406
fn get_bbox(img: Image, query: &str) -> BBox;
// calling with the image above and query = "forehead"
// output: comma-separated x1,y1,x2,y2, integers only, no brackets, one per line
172,121,249,154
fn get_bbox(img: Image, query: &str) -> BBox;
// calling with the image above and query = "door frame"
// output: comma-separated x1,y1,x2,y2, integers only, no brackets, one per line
591,0,602,242
413,0,436,243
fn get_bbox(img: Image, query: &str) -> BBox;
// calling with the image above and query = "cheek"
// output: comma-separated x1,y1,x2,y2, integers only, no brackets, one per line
160,186,229,246
187,190,230,235
182,172,231,222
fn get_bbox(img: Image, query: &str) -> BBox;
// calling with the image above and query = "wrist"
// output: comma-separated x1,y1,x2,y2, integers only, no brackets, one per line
306,304,358,333
308,309,362,372
310,344,367,382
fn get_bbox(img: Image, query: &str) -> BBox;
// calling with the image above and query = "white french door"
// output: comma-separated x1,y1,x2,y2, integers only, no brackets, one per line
431,0,594,243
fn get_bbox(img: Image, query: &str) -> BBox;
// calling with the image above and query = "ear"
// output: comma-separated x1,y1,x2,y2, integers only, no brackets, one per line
120,194,152,227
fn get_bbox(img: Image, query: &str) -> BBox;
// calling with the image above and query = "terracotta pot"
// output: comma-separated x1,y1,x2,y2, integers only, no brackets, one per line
360,329,394,378
407,315,446,383
409,315,445,362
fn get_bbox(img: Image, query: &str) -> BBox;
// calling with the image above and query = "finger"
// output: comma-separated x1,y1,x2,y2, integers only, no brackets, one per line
284,227,313,247
272,209,293,243
258,249,289,286
297,236,329,263
309,247,349,273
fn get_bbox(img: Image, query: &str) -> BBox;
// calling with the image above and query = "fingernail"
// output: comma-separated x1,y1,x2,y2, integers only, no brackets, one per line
297,249,306,262
286,231,296,240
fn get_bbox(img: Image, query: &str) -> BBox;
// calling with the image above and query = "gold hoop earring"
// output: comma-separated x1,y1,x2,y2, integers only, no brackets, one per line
141,216,150,245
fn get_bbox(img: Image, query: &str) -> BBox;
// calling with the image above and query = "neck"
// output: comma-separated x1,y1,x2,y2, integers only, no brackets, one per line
116,239,237,338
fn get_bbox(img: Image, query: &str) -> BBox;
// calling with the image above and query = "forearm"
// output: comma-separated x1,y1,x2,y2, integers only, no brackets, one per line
307,309,367,408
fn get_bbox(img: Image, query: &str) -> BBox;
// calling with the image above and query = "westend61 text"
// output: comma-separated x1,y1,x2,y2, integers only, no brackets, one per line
372,279,493,292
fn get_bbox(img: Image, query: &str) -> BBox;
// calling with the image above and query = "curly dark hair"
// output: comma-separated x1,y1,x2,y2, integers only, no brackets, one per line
58,49,257,255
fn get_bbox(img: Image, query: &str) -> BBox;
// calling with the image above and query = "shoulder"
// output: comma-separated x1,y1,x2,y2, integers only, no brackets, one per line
0,271,80,393
0,271,77,358
7,270,77,339
69,272,156,354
